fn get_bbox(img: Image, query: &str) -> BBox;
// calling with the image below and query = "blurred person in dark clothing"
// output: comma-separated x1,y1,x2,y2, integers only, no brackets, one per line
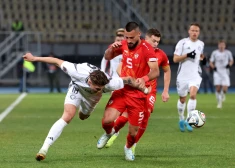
201,56,214,94
46,53,61,93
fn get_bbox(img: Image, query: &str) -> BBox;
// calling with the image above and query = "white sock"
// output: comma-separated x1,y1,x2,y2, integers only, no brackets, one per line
187,99,197,117
177,99,186,121
41,118,68,151
215,91,222,104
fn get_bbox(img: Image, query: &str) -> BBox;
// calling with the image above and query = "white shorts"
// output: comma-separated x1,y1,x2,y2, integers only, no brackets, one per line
213,72,230,86
64,85,101,115
176,77,202,97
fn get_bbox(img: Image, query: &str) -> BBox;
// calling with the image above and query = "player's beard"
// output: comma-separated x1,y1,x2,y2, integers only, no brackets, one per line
128,41,139,50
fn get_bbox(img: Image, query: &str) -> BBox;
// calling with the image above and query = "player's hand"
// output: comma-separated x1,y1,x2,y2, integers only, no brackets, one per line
161,91,169,102
23,53,35,62
225,64,231,69
136,78,146,89
187,50,196,59
111,41,122,49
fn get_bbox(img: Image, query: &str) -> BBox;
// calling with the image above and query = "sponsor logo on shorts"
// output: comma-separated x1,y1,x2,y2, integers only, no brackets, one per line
70,95,76,100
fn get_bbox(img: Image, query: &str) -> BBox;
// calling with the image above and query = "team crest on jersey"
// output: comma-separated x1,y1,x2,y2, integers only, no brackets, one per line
134,53,139,59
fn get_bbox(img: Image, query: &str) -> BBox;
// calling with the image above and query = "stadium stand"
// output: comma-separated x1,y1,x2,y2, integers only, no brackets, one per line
0,0,234,44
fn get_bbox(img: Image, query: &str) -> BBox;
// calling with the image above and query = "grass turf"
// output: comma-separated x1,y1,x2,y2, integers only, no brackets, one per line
0,93,234,168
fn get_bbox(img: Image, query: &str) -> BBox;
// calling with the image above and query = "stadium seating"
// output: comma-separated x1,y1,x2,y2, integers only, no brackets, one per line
0,0,234,44
0,0,120,43
129,0,235,44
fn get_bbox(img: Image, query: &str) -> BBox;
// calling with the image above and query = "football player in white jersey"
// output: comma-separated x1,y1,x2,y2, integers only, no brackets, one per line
22,52,150,161
173,23,205,132
101,28,125,77
209,40,234,108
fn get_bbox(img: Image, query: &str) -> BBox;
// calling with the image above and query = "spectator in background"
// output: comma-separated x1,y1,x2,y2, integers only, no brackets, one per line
11,19,24,50
201,55,214,94
46,53,61,93
11,20,24,32
100,28,125,76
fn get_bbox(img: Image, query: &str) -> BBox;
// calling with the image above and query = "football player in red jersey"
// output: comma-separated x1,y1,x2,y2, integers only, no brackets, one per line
97,22,160,161
105,28,171,154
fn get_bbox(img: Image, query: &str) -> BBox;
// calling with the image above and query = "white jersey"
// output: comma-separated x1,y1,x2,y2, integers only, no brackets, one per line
100,54,122,77
60,62,124,98
210,49,233,75
174,37,204,80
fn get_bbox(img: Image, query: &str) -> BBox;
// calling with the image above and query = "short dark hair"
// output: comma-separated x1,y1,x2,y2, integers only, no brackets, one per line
218,39,226,44
125,22,139,32
89,70,109,86
189,23,201,29
146,28,161,38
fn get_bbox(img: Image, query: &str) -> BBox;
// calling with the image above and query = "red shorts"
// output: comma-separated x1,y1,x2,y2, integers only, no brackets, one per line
106,90,146,126
140,93,156,128
146,93,156,113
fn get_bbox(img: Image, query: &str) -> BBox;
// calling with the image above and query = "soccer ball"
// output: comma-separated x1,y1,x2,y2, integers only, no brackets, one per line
187,110,206,128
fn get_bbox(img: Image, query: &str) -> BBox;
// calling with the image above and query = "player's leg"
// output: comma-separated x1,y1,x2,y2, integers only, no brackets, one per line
221,74,230,103
36,104,77,161
133,93,156,153
105,112,128,148
213,72,223,108
215,85,222,108
36,87,81,161
124,97,145,161
97,90,124,149
176,81,188,132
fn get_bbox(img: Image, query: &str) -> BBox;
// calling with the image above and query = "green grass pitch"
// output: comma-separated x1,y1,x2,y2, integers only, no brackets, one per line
0,93,234,168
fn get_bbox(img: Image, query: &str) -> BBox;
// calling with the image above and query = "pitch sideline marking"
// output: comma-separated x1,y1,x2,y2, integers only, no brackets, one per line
0,93,27,123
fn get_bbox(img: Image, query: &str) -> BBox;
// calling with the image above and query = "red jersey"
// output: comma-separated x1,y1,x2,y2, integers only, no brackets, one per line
150,48,170,93
114,39,157,98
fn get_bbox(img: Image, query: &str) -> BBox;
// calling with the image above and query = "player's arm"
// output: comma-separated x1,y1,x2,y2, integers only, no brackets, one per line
226,51,234,68
173,51,196,63
209,51,216,71
100,57,107,72
116,62,122,76
104,42,123,60
162,66,171,102
104,77,150,94
23,52,64,67
136,61,159,89
173,40,196,63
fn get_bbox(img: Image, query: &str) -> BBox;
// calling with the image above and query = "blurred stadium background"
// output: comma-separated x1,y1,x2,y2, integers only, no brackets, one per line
0,0,234,91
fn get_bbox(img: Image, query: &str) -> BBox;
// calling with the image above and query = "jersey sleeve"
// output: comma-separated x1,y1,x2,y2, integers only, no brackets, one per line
228,51,234,61
160,51,170,69
100,56,107,72
60,61,85,79
103,77,124,92
210,51,216,63
144,42,158,62
174,39,184,56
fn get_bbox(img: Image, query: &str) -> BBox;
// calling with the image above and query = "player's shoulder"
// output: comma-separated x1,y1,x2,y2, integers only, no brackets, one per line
141,39,154,51
196,39,204,46
225,49,232,54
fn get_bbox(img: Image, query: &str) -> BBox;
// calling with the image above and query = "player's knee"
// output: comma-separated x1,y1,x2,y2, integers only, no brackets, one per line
190,94,197,99
179,97,186,103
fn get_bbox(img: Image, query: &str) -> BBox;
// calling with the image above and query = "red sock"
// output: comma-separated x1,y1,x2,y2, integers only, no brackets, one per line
114,116,128,133
135,111,150,143
102,118,114,134
126,133,135,148
135,127,146,143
